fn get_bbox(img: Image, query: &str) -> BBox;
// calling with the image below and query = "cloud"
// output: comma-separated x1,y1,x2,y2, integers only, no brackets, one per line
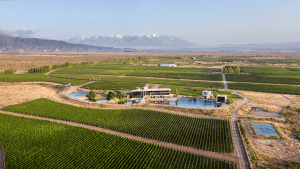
0,29,39,38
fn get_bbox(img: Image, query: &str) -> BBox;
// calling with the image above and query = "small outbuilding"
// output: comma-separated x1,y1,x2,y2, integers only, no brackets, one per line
216,95,227,102
250,107,267,111
202,91,213,100
64,83,71,87
191,57,196,60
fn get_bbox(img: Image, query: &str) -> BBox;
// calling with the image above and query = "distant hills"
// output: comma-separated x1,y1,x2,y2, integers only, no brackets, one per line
65,33,199,49
0,32,299,53
0,33,127,53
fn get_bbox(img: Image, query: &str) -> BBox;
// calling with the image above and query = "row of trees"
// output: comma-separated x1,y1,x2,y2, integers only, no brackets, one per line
0,68,16,75
29,62,94,74
224,66,240,74
28,66,51,74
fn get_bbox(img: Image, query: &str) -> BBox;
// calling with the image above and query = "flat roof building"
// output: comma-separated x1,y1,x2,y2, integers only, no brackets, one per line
131,87,171,98
216,95,227,102
158,64,177,67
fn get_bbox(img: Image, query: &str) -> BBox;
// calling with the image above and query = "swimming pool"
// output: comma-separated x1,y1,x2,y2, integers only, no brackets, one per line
153,99,217,108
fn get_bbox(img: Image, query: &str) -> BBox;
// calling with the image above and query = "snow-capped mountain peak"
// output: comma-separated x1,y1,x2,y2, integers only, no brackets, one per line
65,34,198,49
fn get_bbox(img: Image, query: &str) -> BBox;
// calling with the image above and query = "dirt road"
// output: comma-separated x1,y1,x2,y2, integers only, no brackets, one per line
0,110,239,164
223,73,229,89
231,92,251,169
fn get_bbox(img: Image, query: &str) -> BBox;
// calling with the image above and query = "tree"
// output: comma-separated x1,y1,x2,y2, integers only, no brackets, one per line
117,91,125,99
175,88,180,97
88,90,96,101
107,91,116,100
235,66,240,73
224,68,228,74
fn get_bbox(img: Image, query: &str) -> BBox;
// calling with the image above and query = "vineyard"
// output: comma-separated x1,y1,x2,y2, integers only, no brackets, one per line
83,81,146,90
50,74,224,89
228,83,300,95
4,99,234,154
226,66,300,85
52,64,223,81
0,114,237,169
0,74,88,85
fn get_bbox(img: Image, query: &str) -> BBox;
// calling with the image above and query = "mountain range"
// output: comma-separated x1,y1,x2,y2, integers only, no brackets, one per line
0,33,127,53
0,32,299,53
65,33,198,49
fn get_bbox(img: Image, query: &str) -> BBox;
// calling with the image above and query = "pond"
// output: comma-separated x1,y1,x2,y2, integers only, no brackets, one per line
69,92,87,98
153,99,217,108
96,99,108,103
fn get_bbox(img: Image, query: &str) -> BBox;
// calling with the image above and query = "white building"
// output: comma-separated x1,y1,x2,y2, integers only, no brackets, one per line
131,87,171,98
202,91,213,100
158,64,177,67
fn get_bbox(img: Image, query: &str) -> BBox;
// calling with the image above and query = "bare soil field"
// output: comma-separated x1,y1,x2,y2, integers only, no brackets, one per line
1,52,300,71
240,91,291,107
0,82,61,108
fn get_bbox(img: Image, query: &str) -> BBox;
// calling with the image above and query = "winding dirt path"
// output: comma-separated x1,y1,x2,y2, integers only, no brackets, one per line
0,146,4,169
0,110,239,164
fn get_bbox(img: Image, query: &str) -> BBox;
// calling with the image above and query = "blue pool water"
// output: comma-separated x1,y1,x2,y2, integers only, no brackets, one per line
167,100,217,108
252,123,280,137
96,99,107,103
69,92,87,98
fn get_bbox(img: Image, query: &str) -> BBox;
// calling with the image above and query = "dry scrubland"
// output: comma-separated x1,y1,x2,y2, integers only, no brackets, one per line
1,52,300,70
241,116,300,168
0,82,60,108
237,102,282,116
284,95,300,108
240,91,290,107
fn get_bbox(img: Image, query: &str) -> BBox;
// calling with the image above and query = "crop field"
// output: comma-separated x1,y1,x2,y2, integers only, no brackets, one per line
4,99,234,154
52,64,223,81
160,85,241,98
0,113,237,169
0,74,88,85
83,81,146,90
50,74,224,89
228,83,300,95
226,67,300,85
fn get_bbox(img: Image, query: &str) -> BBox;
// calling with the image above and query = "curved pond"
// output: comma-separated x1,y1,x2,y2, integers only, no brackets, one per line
69,92,87,98
154,99,217,108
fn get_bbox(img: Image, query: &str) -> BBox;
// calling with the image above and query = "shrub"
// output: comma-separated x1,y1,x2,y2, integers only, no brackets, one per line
88,90,96,101
117,91,125,99
107,91,116,100
226,98,233,104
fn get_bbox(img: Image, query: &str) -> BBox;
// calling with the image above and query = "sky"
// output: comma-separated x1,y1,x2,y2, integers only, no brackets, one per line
0,0,299,45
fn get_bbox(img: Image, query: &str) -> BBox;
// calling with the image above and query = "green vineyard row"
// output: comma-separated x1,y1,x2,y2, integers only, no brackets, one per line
4,99,234,154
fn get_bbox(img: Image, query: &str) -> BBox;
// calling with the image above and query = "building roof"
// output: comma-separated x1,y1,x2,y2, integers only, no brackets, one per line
217,95,227,97
131,88,171,92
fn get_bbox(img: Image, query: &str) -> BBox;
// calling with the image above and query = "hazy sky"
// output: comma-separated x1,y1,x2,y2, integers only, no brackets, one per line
0,0,299,45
